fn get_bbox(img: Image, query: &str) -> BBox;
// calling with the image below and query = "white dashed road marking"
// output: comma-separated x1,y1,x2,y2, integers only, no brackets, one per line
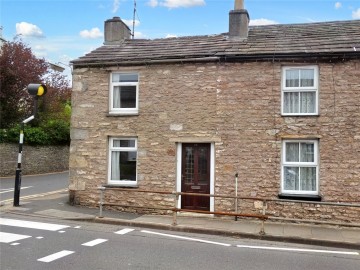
236,245,360,256
114,228,135,235
0,186,32,194
0,232,31,243
82,238,108,247
141,230,231,247
0,218,69,231
37,250,74,263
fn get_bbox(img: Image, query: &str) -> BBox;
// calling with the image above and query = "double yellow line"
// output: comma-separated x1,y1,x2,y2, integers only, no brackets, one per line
0,189,68,206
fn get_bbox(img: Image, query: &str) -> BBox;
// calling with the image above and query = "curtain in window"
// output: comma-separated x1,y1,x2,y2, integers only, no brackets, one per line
111,152,120,180
300,143,314,162
111,140,121,180
284,92,315,113
286,143,299,162
283,92,299,113
113,86,121,108
300,143,316,191
300,167,316,191
284,167,299,190
300,92,315,113
286,70,299,87
284,166,316,191
284,142,316,192
300,69,314,87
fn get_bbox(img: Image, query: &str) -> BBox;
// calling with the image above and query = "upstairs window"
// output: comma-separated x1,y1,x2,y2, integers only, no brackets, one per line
110,73,139,114
282,66,319,115
281,140,319,195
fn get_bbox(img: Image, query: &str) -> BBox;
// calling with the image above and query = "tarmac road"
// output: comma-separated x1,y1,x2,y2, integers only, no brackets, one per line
0,171,68,205
1,214,359,270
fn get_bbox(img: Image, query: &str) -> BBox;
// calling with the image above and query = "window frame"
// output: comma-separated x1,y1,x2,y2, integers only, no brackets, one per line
108,137,138,186
281,140,319,195
109,72,139,115
281,66,319,116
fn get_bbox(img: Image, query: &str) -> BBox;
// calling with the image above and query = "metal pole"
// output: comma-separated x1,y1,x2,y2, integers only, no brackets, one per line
13,96,37,207
260,200,266,235
132,0,136,39
235,172,238,221
13,123,25,206
173,192,179,226
99,187,105,218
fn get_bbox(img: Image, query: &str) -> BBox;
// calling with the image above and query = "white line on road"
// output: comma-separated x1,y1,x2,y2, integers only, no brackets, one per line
0,188,68,205
236,245,360,256
0,218,69,231
0,188,13,193
141,230,231,247
37,250,74,263
0,186,32,194
0,232,32,243
82,238,108,247
114,228,135,235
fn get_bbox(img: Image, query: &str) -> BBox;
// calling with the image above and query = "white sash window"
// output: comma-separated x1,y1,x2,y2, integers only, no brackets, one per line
110,73,139,115
109,138,137,185
282,66,319,115
281,140,319,195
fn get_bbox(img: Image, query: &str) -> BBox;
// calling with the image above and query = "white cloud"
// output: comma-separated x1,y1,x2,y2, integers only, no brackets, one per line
122,19,141,27
159,0,205,9
34,45,47,51
353,8,360,19
249,19,278,26
80,28,103,39
134,31,147,39
16,22,44,37
335,2,342,9
112,0,120,13
147,0,158,7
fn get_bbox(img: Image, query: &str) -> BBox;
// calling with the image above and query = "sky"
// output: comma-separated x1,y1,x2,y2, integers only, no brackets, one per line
1,0,360,80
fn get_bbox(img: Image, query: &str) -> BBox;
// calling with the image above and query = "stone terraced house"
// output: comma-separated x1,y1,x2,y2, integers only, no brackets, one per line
70,1,360,223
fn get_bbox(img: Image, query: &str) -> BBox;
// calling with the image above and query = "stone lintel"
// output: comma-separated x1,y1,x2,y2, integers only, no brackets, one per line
169,137,222,143
279,134,322,139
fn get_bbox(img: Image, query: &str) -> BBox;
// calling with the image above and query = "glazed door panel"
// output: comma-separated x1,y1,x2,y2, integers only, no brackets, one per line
181,143,210,211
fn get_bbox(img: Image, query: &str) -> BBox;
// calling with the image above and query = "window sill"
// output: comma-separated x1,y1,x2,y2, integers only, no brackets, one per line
104,184,139,189
107,113,139,117
281,114,319,117
278,194,322,201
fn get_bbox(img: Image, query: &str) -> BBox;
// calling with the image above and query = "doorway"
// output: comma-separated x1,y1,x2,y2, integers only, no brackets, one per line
180,143,211,211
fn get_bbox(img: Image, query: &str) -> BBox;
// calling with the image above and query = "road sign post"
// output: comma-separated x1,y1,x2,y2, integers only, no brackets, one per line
13,84,47,206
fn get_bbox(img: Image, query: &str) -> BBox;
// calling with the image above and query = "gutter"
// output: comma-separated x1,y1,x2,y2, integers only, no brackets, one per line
72,56,221,68
71,52,360,69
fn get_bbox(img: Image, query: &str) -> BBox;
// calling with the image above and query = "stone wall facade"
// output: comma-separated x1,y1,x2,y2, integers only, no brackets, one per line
69,59,360,223
0,143,69,176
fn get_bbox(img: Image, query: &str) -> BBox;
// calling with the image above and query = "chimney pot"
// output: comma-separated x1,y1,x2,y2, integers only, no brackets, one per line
234,0,244,10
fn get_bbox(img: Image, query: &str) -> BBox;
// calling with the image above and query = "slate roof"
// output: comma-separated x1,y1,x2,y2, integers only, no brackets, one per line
72,20,360,67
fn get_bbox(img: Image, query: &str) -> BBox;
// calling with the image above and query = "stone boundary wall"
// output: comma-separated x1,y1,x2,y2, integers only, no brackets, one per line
0,143,69,177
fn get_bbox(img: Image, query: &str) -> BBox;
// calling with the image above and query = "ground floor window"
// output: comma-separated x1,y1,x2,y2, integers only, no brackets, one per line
108,137,137,185
281,140,318,195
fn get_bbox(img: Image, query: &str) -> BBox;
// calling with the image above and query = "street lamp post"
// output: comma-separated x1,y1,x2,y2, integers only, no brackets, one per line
13,84,47,207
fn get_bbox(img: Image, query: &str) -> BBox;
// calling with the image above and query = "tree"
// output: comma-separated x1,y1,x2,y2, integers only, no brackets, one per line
0,38,71,129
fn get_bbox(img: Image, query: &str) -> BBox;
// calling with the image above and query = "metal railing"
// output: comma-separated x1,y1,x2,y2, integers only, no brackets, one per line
97,186,360,235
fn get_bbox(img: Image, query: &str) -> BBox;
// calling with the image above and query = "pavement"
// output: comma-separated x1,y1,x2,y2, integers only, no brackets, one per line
1,189,360,250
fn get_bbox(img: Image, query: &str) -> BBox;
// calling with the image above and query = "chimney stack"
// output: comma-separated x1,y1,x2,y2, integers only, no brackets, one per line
229,0,249,40
104,17,131,45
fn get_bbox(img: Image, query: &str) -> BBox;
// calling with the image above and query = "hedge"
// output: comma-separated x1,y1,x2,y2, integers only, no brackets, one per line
0,119,70,145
